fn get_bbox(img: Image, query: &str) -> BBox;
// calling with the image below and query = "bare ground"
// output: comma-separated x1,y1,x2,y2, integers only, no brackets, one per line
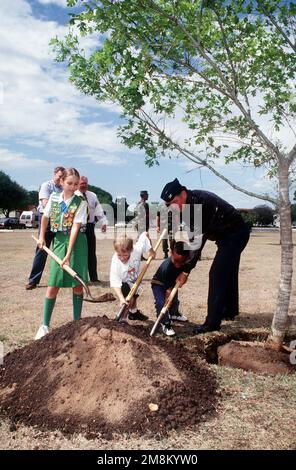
0,228,296,450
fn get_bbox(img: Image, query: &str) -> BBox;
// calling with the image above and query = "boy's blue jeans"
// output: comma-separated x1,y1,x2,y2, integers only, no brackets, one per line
151,284,179,325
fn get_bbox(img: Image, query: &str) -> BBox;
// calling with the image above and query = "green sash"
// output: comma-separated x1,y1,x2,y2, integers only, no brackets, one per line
49,193,85,234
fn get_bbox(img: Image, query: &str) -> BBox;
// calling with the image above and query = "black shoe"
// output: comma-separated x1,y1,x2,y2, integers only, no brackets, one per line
193,323,220,334
25,283,37,290
221,308,238,321
128,310,148,321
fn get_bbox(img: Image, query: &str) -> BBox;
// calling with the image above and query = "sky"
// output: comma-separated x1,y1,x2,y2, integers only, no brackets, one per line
0,0,279,208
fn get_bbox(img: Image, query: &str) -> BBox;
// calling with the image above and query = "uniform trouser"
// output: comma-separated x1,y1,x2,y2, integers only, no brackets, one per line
205,225,250,328
162,234,173,256
28,215,55,285
151,284,179,325
85,222,98,282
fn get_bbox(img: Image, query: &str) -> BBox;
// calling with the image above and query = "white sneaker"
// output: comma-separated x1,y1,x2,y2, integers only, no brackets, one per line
34,325,49,340
170,313,188,322
161,324,176,337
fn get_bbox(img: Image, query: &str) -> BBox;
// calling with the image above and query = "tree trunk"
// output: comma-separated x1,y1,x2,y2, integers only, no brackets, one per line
268,161,293,348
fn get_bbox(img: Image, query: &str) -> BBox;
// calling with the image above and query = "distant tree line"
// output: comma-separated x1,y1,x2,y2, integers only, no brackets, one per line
240,203,296,228
0,171,113,217
1,170,296,224
87,184,113,205
0,171,34,217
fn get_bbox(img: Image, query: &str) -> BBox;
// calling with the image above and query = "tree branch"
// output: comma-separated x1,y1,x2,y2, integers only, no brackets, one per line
257,0,296,53
142,0,282,161
136,108,277,204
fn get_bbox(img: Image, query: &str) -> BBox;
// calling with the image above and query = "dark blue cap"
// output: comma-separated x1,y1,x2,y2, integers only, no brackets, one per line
160,178,185,203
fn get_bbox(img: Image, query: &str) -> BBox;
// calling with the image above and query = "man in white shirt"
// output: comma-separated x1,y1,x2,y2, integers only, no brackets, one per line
25,166,65,290
76,176,107,283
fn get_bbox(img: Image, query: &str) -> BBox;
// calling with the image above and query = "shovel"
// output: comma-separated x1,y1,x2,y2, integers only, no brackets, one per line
150,273,188,337
32,235,115,303
116,228,167,321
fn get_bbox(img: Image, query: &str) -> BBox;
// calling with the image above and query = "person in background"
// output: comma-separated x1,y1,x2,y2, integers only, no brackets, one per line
156,203,172,259
76,176,107,284
135,190,150,235
156,202,182,259
34,168,88,340
25,166,65,290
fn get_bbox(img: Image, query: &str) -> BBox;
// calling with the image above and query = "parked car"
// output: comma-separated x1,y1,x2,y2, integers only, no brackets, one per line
0,217,26,229
114,222,127,228
20,210,39,228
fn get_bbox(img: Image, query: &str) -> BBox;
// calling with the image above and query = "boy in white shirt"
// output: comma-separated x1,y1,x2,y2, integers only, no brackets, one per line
110,232,155,322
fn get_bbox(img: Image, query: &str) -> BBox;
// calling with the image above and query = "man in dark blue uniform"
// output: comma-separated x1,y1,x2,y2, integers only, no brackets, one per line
160,178,250,334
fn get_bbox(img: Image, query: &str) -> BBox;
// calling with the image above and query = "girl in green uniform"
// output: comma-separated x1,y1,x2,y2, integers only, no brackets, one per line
34,168,88,340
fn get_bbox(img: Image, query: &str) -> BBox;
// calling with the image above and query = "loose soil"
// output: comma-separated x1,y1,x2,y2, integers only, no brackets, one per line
0,316,217,438
1,229,296,449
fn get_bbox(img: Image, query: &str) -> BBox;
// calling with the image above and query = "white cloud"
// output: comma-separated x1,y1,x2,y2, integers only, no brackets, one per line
0,148,51,169
0,0,32,17
79,152,127,166
37,0,68,7
0,0,126,167
17,139,47,148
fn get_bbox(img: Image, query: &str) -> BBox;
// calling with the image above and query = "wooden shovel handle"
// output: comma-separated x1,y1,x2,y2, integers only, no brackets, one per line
125,228,167,302
116,228,167,321
150,273,189,337
32,235,77,278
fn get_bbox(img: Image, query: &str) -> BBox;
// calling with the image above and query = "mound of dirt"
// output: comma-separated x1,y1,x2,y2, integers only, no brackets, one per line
0,317,218,438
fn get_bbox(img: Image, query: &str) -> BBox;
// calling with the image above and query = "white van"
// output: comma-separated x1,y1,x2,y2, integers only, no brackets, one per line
20,210,39,228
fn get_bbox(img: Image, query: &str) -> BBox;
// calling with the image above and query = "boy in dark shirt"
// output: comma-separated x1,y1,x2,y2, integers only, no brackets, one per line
151,240,189,336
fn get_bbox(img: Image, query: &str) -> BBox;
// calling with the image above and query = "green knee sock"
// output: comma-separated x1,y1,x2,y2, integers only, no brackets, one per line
43,297,56,327
73,293,83,321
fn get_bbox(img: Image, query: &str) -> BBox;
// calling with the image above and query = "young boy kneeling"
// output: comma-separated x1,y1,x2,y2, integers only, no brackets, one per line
110,232,155,322
151,241,189,336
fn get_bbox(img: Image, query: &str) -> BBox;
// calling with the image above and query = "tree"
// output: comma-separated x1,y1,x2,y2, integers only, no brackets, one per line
0,171,28,217
88,184,113,205
26,191,39,207
253,205,275,226
53,0,296,347
238,209,258,229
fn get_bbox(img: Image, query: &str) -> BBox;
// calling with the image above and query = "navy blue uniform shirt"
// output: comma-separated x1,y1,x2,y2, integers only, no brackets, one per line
152,258,185,290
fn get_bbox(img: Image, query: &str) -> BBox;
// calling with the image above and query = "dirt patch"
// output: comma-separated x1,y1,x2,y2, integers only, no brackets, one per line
1,231,296,449
181,329,270,363
218,340,295,375
85,292,116,303
0,316,218,438
182,329,296,365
